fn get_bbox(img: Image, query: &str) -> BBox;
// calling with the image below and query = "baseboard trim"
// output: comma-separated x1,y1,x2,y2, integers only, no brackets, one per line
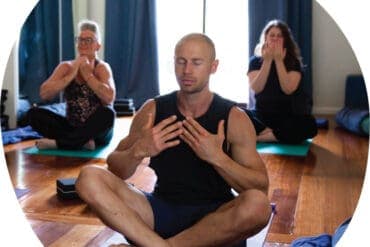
313,107,341,115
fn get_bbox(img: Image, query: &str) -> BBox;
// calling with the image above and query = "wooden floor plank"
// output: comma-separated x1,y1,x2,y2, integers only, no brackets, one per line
85,227,118,247
3,115,368,246
48,224,105,247
30,220,75,246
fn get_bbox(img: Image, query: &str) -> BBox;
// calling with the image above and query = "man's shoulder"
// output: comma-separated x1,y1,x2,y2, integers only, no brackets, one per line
227,106,257,146
213,93,236,110
154,91,177,109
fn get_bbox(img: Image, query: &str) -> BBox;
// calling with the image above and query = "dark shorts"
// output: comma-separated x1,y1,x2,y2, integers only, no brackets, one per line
145,193,224,238
141,193,246,247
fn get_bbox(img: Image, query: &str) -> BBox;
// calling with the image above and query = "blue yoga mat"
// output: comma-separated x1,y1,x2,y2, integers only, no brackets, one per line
256,139,312,156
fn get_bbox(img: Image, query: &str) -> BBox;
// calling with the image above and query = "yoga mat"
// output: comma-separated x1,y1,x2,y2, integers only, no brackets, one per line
25,138,312,158
25,137,311,158
23,117,131,159
24,145,114,159
257,139,312,156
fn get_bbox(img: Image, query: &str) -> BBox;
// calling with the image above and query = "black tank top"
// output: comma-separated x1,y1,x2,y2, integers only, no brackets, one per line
64,60,102,127
150,91,236,205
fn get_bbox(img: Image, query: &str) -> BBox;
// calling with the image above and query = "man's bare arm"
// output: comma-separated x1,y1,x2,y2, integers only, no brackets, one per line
215,107,269,193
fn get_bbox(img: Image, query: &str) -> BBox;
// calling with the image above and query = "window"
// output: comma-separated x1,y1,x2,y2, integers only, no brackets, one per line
156,0,249,104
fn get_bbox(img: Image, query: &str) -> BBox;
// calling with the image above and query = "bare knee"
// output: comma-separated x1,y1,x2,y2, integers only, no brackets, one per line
75,165,106,201
234,189,271,236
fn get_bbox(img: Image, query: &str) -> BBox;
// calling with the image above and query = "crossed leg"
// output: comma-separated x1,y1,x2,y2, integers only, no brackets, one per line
76,165,271,247
76,165,168,247
167,190,271,246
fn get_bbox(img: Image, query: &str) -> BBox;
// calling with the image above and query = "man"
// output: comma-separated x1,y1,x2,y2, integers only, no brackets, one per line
76,33,271,247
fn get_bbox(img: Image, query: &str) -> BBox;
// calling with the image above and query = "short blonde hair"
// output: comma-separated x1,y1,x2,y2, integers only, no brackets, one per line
77,19,101,44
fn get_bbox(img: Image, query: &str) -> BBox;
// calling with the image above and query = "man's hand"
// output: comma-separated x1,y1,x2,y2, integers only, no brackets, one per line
135,114,183,159
180,117,225,165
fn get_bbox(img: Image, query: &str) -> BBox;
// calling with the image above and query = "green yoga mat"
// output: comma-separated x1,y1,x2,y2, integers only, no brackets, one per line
24,138,312,159
24,145,114,159
23,118,131,159
22,117,134,159
256,139,312,156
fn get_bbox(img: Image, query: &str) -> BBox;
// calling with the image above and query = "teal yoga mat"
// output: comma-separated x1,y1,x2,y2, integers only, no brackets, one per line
25,139,312,159
23,118,132,159
256,139,312,156
24,145,114,159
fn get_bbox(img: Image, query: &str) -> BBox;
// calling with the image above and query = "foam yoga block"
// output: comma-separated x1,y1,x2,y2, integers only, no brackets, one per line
56,178,79,200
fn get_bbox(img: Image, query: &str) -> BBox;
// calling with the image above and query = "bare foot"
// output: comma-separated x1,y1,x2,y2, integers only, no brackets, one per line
83,139,96,150
35,138,57,149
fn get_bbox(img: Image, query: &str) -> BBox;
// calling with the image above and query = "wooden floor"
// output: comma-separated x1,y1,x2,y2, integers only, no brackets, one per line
4,115,368,246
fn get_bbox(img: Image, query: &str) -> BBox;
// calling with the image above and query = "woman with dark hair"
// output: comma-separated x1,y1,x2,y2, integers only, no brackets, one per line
247,19,317,144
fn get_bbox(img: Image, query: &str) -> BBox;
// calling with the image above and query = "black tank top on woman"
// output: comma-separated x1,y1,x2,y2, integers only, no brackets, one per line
150,91,236,205
64,60,102,127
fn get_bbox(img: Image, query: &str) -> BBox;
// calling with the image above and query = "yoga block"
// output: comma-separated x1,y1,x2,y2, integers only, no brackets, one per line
56,178,79,200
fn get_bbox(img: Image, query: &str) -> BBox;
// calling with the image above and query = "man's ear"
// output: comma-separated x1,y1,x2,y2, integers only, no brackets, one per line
211,59,219,74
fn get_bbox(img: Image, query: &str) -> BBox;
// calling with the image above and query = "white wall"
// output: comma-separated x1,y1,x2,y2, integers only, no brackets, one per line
312,1,362,114
2,45,18,129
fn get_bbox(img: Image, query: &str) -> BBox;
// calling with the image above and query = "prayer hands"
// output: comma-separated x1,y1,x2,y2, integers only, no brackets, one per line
79,56,94,81
68,56,87,79
181,117,225,164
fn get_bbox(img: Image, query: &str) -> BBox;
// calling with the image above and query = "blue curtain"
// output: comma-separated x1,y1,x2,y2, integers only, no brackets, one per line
105,0,159,109
18,0,74,105
248,0,313,112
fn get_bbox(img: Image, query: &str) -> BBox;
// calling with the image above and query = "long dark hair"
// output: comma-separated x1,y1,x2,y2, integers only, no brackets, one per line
254,19,303,67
